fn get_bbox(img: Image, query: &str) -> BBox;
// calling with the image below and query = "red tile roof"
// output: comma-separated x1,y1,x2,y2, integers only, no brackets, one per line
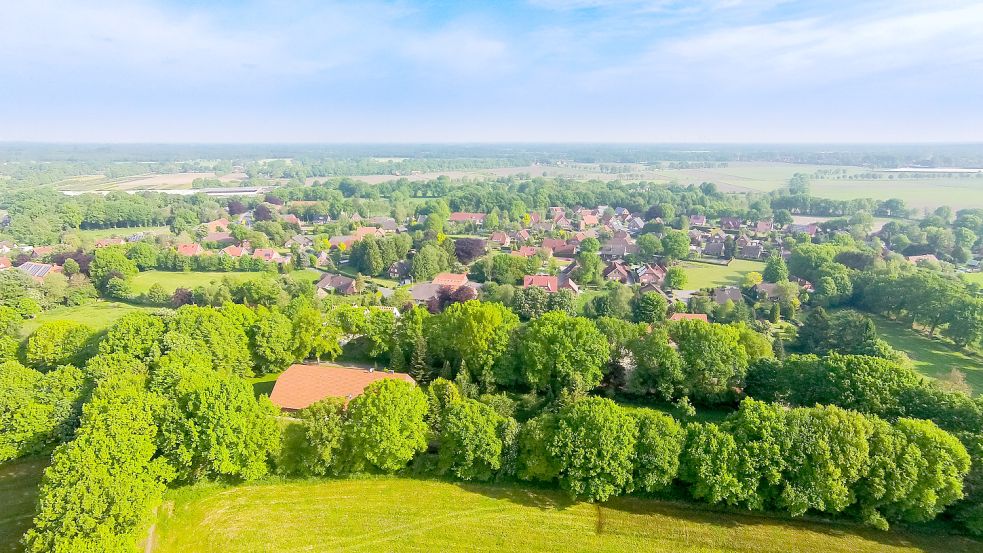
669,313,709,322
269,364,415,411
176,243,204,257
432,272,468,287
523,274,559,292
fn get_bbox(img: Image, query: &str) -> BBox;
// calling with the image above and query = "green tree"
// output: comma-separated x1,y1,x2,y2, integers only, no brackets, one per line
289,397,346,476
252,309,297,374
763,253,789,283
429,300,518,381
411,243,447,282
664,266,687,289
631,292,669,324
343,379,428,472
88,246,138,288
627,326,684,399
438,398,507,481
632,409,685,493
549,397,638,501
669,320,749,403
661,230,691,261
167,305,252,376
518,311,609,396
25,320,93,371
99,312,165,361
0,362,88,462
680,422,747,506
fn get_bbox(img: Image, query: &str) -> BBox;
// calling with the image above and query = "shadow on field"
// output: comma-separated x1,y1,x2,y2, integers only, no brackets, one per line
455,481,578,511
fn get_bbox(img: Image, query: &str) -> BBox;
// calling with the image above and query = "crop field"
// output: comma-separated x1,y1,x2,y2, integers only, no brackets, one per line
151,477,980,553
19,301,160,337
74,225,171,240
678,259,766,290
0,456,47,553
55,172,246,192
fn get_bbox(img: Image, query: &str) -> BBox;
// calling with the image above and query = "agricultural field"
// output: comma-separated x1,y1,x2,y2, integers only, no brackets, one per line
55,172,246,192
151,477,980,553
74,225,170,240
0,456,47,553
678,259,766,290
19,301,160,336
867,313,983,395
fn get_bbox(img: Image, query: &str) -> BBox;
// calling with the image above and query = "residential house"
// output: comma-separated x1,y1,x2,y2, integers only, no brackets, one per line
221,245,247,258
511,246,540,258
315,251,333,268
702,240,725,257
315,273,359,296
489,231,511,248
176,243,204,257
788,223,819,237
285,234,314,249
94,238,126,248
523,274,580,294
669,313,709,322
253,248,289,264
282,214,301,227
720,217,742,231
30,246,56,259
204,218,230,233
388,260,411,283
755,281,782,301
16,262,61,282
712,286,743,305
431,273,469,287
0,257,10,270
602,261,633,284
269,364,416,412
636,263,666,286
514,229,531,242
689,214,707,227
754,220,774,234
203,232,235,245
366,216,401,233
739,243,765,260
448,212,487,225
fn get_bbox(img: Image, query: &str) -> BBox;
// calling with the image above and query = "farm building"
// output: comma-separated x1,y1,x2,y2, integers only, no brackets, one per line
269,364,416,412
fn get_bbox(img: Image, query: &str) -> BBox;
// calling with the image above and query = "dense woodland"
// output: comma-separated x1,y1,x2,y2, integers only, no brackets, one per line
2,153,983,551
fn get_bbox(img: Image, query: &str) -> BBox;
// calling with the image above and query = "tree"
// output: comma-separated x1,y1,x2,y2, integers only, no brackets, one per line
763,253,789,283
517,413,562,482
627,326,684,400
664,266,687,289
290,398,346,476
0,362,88,462
518,311,609,397
438,398,507,481
637,234,663,258
680,422,747,506
661,230,691,261
549,397,638,501
167,305,252,376
88,246,138,289
741,271,763,289
291,304,343,362
146,283,170,306
99,312,165,361
343,379,428,472
153,368,281,482
628,410,684,494
454,238,486,264
773,209,794,227
62,258,80,276
411,243,447,282
573,249,602,286
252,309,297,373
669,319,749,403
24,374,173,553
25,320,93,371
429,301,518,381
631,291,668,324
126,242,159,270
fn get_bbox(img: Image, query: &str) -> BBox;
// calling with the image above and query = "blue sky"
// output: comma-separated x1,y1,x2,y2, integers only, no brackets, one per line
2,0,982,142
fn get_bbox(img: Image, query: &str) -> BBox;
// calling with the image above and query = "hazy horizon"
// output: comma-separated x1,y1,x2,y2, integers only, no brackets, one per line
3,1,983,143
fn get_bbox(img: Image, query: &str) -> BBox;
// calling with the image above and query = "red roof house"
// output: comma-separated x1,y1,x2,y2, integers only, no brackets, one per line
269,364,416,412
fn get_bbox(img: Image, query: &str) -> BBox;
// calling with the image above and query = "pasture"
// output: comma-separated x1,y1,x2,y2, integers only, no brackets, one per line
678,259,766,291
0,456,47,553
151,477,980,553
130,270,270,294
19,301,160,337
74,225,170,240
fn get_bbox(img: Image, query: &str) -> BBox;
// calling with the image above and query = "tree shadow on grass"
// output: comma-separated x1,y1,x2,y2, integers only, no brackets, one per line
453,480,578,512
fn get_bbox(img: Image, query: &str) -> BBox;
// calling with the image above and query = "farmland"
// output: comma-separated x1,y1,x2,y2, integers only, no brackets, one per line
678,259,766,290
151,477,980,553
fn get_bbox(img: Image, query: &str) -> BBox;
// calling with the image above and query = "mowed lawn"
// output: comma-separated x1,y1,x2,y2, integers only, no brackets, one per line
870,314,983,395
0,456,47,553
679,259,766,290
75,225,170,240
19,301,160,337
152,478,980,553
130,270,270,294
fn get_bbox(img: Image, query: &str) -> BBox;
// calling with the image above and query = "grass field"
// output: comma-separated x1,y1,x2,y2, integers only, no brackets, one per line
0,456,47,553
130,270,270,294
679,259,766,290
74,225,170,240
20,301,160,337
868,313,983,395
152,477,981,553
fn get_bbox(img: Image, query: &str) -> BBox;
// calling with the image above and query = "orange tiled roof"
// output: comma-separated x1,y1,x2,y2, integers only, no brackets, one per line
269,364,416,411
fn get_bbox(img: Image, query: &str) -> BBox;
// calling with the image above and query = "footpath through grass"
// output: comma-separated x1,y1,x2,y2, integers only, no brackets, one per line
0,456,47,553
152,477,980,553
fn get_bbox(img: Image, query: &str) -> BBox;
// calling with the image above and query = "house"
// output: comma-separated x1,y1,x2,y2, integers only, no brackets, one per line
712,286,743,305
531,221,555,233
448,212,486,225
30,246,56,259
285,234,314,249
511,246,540,258
739,243,765,259
353,226,385,241
636,263,666,286
669,313,709,322
720,217,742,231
176,243,204,257
527,212,542,224
702,241,725,257
523,274,560,292
204,218,230,233
689,214,707,227
754,220,774,234
514,229,531,242
579,213,600,228
269,364,416,412
366,216,401,233
541,238,567,252
409,282,443,303
787,223,819,237
94,238,126,248
315,251,333,267
16,262,61,282
755,282,782,301
282,214,301,226
603,261,633,284
489,232,511,248
253,248,288,264
907,254,941,265
316,273,359,295
0,257,10,270
432,273,469,287
548,206,565,218
221,245,247,258
203,232,235,245
388,260,411,281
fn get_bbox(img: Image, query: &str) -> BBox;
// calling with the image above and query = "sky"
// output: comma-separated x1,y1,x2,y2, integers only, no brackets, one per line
2,0,982,143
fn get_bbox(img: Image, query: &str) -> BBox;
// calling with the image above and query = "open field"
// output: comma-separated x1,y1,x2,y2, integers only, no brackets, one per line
152,477,980,553
74,225,171,240
130,270,271,294
0,456,47,553
679,259,766,290
808,176,983,211
868,313,983,395
20,301,160,337
55,172,246,192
